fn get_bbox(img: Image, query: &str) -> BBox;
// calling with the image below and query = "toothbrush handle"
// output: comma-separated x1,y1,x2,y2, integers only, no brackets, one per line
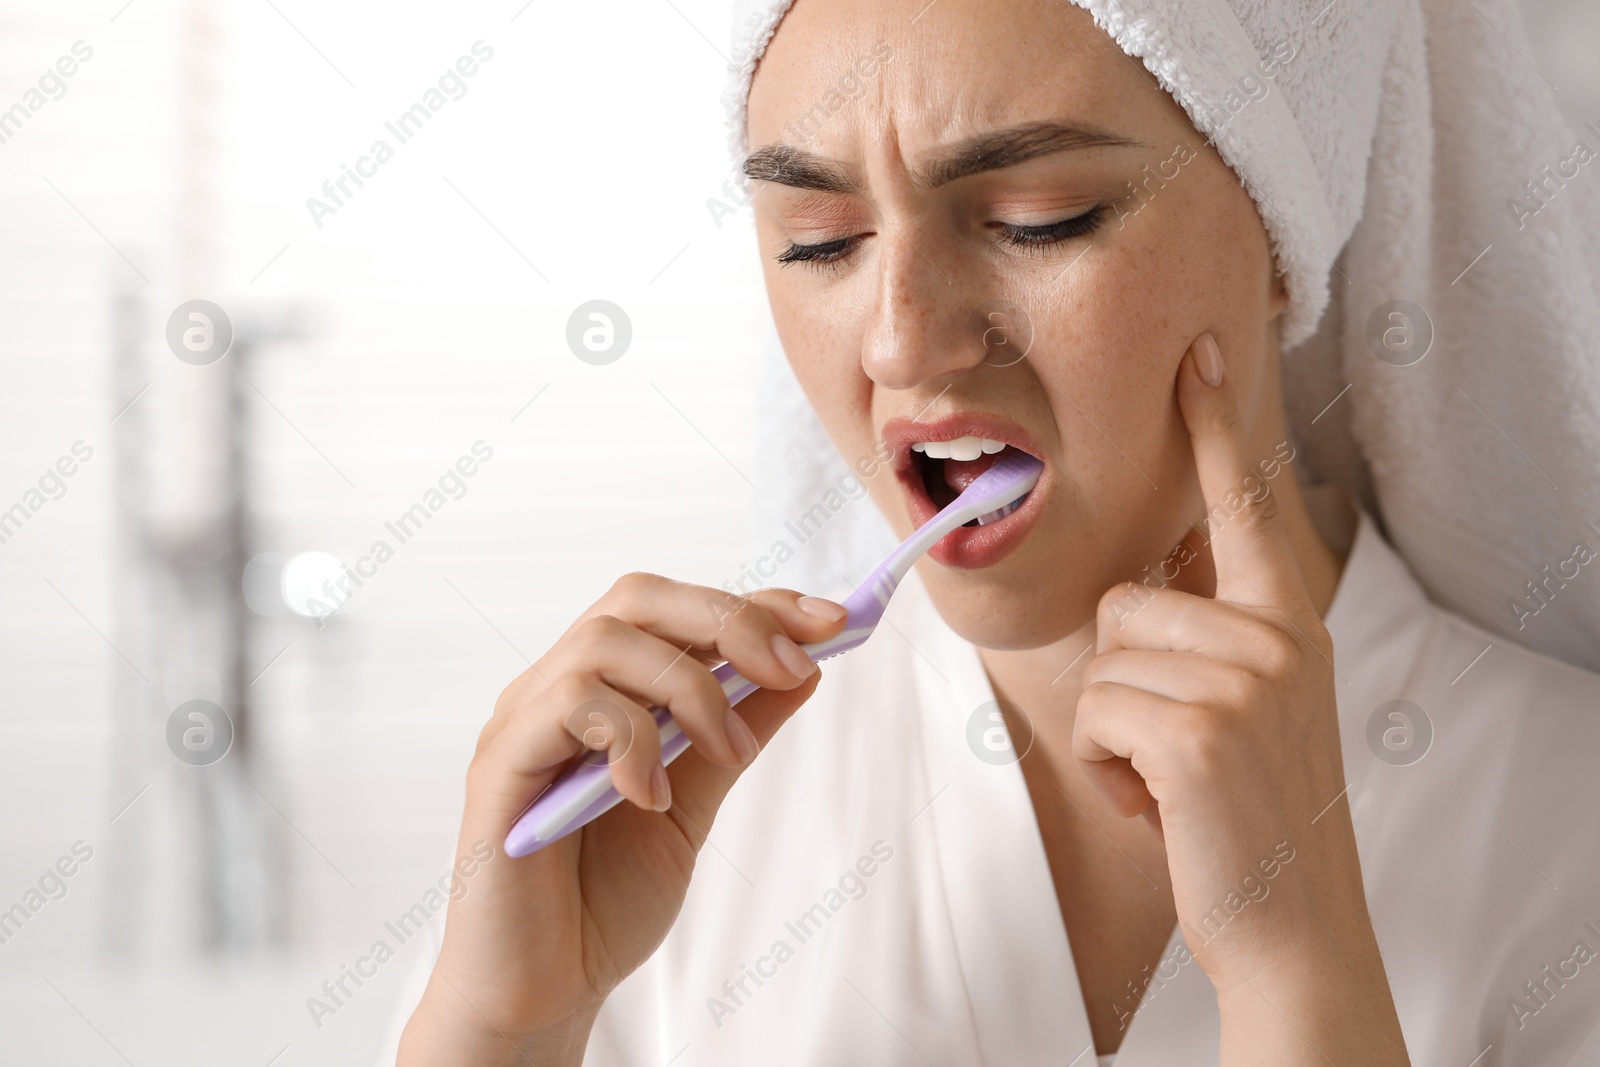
502,620,877,858
503,659,758,858
501,455,1031,858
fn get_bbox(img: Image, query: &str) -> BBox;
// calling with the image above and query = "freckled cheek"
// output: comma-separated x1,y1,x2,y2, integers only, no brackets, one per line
1033,250,1193,439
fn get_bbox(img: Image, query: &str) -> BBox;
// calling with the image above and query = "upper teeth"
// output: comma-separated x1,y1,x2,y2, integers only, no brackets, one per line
912,435,1008,460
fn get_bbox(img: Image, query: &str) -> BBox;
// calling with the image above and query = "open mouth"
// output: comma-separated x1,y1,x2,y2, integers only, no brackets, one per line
881,413,1050,571
911,436,1032,526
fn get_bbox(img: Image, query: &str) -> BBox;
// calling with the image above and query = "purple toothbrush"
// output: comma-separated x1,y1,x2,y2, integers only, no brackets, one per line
504,448,1045,858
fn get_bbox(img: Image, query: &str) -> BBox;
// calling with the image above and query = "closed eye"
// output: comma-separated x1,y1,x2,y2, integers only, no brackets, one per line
996,204,1106,253
775,204,1108,270
776,234,859,267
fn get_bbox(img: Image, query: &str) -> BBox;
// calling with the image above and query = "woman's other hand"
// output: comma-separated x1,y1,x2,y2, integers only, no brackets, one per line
398,578,849,1066
1074,332,1408,1064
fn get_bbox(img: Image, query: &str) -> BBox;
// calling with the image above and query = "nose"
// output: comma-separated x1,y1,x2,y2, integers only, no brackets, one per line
858,225,990,391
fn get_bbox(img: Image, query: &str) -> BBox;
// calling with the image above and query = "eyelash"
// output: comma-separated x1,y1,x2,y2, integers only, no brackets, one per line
775,204,1108,269
776,236,856,267
998,204,1107,254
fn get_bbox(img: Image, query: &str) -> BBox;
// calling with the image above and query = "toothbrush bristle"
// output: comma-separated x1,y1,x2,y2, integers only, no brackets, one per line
956,450,1042,526
966,493,1030,527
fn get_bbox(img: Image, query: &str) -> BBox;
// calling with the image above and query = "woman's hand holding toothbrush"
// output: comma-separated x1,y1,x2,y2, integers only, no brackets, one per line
398,578,850,1067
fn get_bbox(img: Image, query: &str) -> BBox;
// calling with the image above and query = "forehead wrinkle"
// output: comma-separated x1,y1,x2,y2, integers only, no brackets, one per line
912,121,1143,189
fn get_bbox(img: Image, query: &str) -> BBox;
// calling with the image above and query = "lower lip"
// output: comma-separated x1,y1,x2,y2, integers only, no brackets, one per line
895,454,1049,570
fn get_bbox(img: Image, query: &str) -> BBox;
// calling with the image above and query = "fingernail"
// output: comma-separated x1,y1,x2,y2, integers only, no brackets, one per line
771,632,818,680
1195,333,1224,388
797,595,849,622
649,763,672,811
725,710,761,765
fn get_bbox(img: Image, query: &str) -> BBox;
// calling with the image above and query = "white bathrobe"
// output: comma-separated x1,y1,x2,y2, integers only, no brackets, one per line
373,491,1600,1065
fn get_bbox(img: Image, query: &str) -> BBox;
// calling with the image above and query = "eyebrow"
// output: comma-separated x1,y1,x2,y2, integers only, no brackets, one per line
742,121,1142,194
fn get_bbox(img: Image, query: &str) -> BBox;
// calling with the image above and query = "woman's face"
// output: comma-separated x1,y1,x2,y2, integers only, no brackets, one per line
745,0,1288,650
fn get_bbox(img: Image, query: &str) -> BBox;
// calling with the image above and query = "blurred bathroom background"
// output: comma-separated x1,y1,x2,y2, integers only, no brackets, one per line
0,0,1595,1063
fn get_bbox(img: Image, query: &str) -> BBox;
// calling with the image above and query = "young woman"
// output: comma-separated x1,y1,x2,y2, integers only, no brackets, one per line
388,0,1600,1063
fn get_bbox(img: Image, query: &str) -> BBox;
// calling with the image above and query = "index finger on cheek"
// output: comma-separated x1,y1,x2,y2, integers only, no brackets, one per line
1176,331,1306,610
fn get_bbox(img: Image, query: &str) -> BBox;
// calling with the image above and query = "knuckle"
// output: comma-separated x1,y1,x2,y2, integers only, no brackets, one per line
601,703,643,764
1097,581,1145,629
713,588,774,639
466,719,529,782
571,613,627,658
1253,626,1301,675
607,570,660,603
471,717,500,760
1170,702,1229,769
491,680,519,719
570,699,631,754
1081,650,1126,690
656,649,722,709
1159,600,1200,648
1078,678,1116,711
547,672,597,718
705,589,753,632
491,662,550,718
745,587,808,622
1218,666,1259,711
684,662,730,712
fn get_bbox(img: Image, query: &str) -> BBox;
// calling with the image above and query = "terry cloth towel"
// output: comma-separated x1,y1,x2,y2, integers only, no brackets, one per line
722,0,1600,673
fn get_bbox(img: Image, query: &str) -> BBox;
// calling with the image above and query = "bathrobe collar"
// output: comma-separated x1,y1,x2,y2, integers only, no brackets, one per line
900,499,1427,1065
